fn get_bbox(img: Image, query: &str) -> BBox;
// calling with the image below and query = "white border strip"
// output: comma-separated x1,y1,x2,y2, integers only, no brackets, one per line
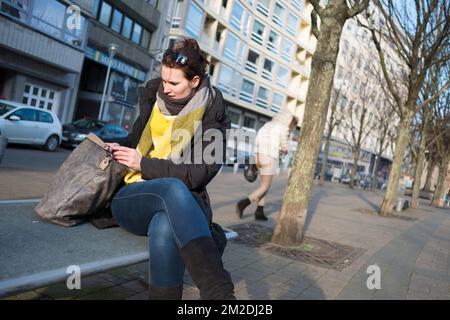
0,252,149,298
0,199,41,204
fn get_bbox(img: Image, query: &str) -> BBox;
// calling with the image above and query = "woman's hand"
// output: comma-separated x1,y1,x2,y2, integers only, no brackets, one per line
112,146,142,171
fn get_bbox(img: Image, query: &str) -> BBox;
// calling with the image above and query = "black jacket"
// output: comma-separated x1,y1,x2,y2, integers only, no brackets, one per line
116,78,230,224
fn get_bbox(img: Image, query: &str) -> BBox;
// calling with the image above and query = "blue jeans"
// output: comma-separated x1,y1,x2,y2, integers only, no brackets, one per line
111,178,212,287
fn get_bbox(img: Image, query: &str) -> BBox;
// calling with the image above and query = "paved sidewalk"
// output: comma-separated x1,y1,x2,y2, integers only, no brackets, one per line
2,167,450,300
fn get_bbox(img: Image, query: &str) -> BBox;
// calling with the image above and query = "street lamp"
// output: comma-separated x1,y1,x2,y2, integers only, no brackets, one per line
98,43,119,120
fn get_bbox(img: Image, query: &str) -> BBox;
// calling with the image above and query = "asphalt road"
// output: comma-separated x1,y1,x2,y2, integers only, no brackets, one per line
0,144,71,172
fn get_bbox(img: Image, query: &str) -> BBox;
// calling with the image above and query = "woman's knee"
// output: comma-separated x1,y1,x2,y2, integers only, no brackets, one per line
148,212,176,248
153,178,192,202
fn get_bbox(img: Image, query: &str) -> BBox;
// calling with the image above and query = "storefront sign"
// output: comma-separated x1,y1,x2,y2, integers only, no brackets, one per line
85,46,146,81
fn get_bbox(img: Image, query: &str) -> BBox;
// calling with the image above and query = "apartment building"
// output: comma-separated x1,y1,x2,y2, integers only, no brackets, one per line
321,15,400,179
164,0,317,156
0,0,170,127
0,0,91,124
74,0,169,129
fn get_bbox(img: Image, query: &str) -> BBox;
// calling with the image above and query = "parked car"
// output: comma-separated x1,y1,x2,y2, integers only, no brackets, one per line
339,174,351,184
0,127,5,163
0,99,62,151
62,118,128,148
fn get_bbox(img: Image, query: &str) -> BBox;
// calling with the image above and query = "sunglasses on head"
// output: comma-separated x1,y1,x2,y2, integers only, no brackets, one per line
164,49,188,66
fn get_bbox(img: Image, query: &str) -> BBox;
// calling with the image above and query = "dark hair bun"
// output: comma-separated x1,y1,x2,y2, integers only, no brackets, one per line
166,38,209,80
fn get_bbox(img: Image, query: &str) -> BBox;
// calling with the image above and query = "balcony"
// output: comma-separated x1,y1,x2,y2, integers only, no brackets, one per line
272,15,283,28
240,91,253,103
245,61,258,74
251,32,264,46
256,3,269,17
267,41,278,54
256,97,268,108
217,82,231,95
262,70,273,81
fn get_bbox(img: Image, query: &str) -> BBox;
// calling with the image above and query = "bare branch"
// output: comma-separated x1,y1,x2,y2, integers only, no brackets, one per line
416,78,450,111
369,27,405,112
311,9,320,39
308,0,324,18
348,0,371,18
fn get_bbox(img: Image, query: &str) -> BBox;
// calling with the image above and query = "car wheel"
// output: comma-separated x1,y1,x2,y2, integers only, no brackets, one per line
44,135,59,152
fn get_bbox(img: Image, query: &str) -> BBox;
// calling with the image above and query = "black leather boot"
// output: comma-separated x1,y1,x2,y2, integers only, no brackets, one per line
255,206,268,221
148,284,183,300
180,237,235,300
235,198,251,218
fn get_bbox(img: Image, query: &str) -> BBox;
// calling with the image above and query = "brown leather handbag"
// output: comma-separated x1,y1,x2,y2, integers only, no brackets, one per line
35,133,127,227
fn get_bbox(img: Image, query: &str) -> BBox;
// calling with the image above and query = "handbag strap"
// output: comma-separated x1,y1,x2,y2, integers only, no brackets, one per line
86,133,111,153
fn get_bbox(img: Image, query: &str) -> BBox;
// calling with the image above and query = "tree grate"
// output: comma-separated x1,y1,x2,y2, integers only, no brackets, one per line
229,223,365,271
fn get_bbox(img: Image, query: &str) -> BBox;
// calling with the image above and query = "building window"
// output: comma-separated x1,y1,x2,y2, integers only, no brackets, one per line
272,3,285,27
240,79,254,103
111,8,123,33
0,0,29,22
224,32,239,62
243,115,256,131
230,1,244,31
121,16,132,38
272,92,284,112
262,59,274,81
185,1,203,38
31,0,65,38
132,22,142,44
141,29,151,50
281,39,294,62
256,0,270,17
217,64,233,95
99,1,112,26
256,86,269,108
92,0,100,17
267,31,279,54
277,65,290,88
251,19,265,46
228,110,241,128
290,0,303,11
286,12,299,36
245,50,259,73
23,83,59,114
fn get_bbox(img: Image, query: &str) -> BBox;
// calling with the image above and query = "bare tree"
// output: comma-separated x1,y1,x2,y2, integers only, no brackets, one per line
319,84,345,186
371,101,396,189
271,0,370,246
422,147,438,192
410,63,444,208
341,77,378,188
364,0,450,216
430,75,450,207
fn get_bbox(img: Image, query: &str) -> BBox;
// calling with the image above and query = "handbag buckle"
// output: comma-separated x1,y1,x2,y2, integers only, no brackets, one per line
98,157,111,170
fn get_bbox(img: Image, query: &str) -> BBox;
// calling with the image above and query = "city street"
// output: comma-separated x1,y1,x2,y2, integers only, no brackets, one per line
1,146,449,300
0,145,71,200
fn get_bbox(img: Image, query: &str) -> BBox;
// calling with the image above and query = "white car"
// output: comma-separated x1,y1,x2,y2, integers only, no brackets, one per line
0,99,62,151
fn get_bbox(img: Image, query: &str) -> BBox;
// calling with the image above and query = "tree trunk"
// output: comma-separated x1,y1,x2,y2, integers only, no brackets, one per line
271,8,347,246
411,133,426,208
319,132,332,186
349,149,359,188
423,155,437,191
431,153,449,207
380,109,414,216
371,153,381,190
